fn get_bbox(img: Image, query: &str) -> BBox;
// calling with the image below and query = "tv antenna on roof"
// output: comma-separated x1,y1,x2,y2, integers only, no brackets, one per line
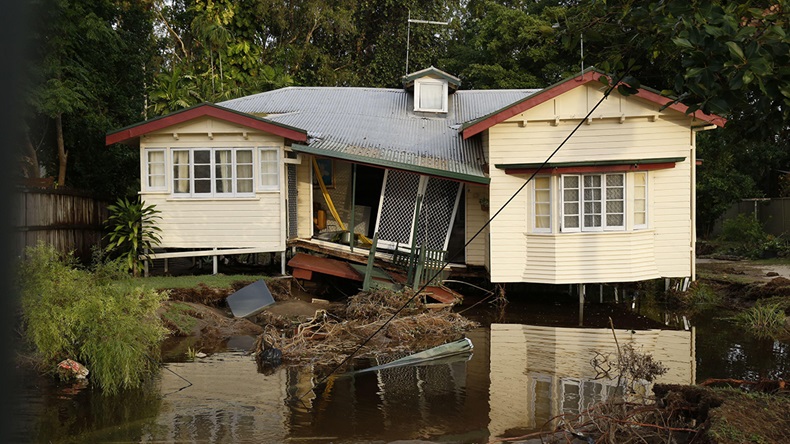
406,9,450,74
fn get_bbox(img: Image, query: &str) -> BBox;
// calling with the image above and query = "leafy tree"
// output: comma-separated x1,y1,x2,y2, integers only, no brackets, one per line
564,0,790,135
444,0,575,89
696,131,759,237
26,0,155,196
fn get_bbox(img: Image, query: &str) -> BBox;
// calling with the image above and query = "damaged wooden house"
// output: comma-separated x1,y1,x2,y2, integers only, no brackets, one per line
106,67,725,294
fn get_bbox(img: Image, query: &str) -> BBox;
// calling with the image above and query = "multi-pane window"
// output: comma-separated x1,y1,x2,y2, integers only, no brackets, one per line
145,149,166,190
561,173,625,232
605,174,625,228
562,175,580,230
258,147,279,191
534,176,551,232
633,172,647,229
171,148,255,197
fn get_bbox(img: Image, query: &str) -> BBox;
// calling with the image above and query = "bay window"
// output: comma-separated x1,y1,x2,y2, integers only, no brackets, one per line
561,173,625,232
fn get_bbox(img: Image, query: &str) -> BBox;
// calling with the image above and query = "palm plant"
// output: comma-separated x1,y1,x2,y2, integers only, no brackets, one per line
104,198,162,276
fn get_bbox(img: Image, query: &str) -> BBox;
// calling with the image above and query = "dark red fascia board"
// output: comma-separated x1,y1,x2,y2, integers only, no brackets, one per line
503,162,677,176
462,72,727,140
106,104,308,145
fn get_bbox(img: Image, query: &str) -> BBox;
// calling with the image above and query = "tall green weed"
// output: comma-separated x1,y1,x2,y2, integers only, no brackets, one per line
733,302,788,340
17,244,167,394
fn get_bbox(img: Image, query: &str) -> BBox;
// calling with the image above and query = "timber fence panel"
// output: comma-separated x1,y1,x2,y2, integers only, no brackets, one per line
15,187,109,262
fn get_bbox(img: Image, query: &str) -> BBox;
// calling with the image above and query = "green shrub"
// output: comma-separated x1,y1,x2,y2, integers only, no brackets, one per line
733,303,788,340
686,282,721,306
17,244,167,394
716,214,790,259
719,214,766,244
104,197,162,276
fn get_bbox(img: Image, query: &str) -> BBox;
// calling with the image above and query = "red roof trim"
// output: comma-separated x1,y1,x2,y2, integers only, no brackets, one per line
463,71,599,140
462,71,726,139
503,162,677,175
106,104,308,145
631,88,727,127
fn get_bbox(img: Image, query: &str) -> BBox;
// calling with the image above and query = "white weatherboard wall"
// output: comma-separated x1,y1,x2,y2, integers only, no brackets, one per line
139,116,287,252
487,83,696,284
465,183,489,266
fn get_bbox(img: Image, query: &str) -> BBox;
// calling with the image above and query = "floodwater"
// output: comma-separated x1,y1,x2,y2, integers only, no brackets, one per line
11,291,790,443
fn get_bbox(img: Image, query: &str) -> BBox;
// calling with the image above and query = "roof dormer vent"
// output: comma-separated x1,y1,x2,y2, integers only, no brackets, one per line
402,66,460,114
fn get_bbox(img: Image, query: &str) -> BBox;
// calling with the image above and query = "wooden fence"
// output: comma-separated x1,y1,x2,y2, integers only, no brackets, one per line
15,187,109,262
717,197,790,237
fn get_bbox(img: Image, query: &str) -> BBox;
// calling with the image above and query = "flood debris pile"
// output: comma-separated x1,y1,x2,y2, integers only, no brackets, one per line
497,385,723,444
255,287,478,369
494,381,790,444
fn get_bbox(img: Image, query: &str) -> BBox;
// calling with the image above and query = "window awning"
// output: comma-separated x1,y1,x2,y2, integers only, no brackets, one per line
494,157,686,175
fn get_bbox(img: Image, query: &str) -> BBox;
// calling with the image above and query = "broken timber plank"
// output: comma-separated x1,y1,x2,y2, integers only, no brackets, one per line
287,253,363,281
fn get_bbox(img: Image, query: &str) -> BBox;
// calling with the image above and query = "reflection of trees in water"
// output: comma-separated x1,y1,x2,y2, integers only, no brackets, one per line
14,373,162,442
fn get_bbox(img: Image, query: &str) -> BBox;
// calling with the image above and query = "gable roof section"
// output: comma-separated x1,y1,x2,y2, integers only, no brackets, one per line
402,66,461,90
461,68,727,140
105,102,308,145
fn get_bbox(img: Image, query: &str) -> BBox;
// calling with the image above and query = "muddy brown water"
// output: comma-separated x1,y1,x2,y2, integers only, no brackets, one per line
11,292,789,443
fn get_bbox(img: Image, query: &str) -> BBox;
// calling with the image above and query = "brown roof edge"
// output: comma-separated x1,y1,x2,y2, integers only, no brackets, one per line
105,103,308,146
461,69,727,140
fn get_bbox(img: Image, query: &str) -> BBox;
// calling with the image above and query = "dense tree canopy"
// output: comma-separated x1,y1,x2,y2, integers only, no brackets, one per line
22,0,790,232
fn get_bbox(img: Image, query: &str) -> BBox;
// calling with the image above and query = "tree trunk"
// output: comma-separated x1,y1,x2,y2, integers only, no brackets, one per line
56,113,67,187
24,132,40,178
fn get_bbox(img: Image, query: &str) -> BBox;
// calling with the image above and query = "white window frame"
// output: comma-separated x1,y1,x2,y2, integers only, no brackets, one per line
258,146,280,192
602,173,625,230
533,175,552,233
561,175,581,232
633,172,648,229
170,147,256,198
560,173,626,232
144,148,167,191
414,78,448,113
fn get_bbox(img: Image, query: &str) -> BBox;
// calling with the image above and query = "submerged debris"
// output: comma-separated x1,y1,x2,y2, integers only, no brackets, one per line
495,385,723,444
57,359,89,381
255,287,478,369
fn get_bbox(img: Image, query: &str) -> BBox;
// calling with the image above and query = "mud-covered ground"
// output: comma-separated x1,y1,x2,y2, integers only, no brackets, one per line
696,258,790,303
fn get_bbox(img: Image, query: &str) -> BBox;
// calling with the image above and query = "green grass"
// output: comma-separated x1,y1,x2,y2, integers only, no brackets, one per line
160,301,200,335
122,274,269,291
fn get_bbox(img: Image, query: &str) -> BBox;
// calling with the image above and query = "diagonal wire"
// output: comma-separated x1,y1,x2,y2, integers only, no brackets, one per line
297,69,631,401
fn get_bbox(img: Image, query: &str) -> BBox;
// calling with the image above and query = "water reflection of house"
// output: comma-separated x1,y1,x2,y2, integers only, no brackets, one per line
488,324,695,438
106,67,724,287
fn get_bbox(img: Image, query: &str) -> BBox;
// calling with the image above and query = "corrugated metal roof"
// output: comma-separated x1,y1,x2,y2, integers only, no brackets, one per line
220,87,539,182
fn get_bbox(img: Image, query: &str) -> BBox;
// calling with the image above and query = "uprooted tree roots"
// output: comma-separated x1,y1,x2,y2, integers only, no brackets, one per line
254,287,478,370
